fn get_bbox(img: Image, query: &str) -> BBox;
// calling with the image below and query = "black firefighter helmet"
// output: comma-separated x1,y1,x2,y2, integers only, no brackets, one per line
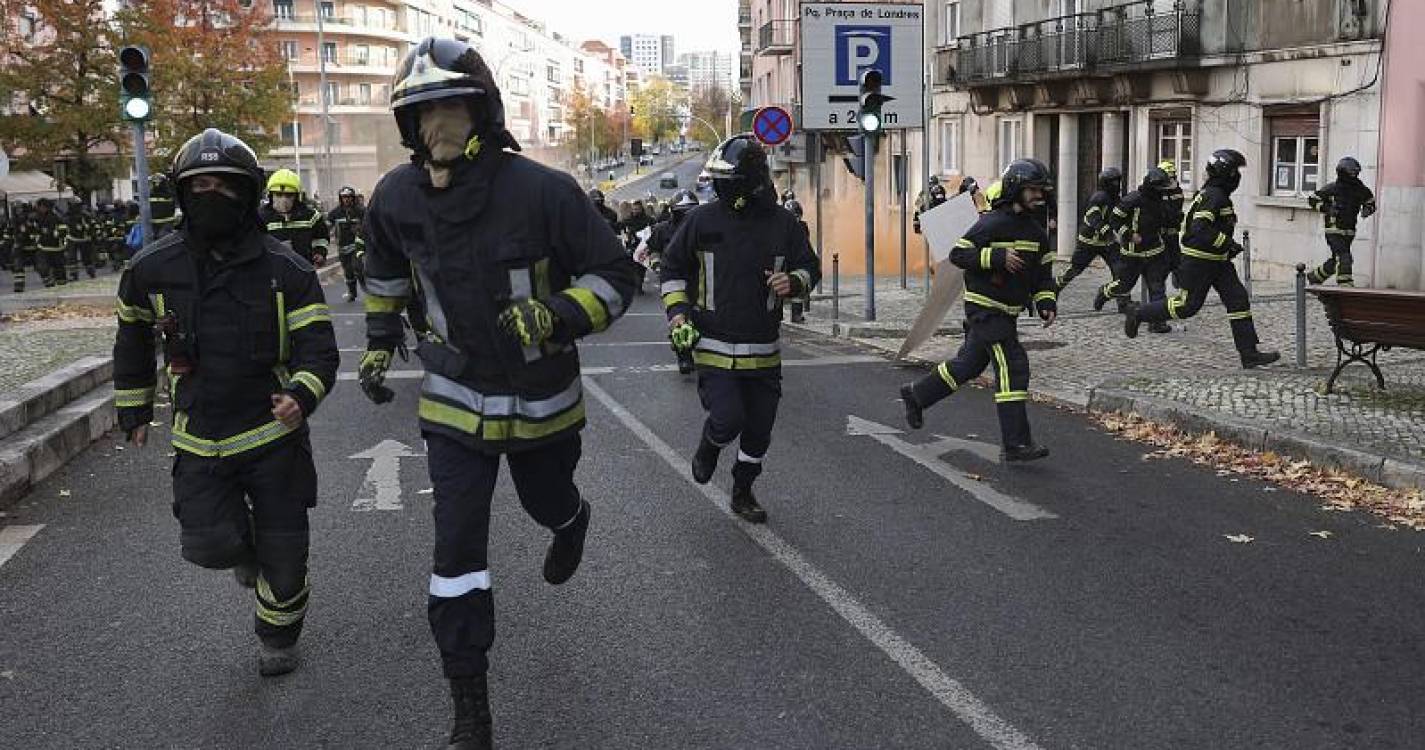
1206,149,1247,179
169,127,265,219
1097,167,1124,193
1336,156,1362,179
389,37,520,158
670,189,700,216
705,134,771,209
994,159,1053,207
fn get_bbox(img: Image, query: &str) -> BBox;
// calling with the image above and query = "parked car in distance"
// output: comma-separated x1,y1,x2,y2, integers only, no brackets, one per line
659,172,678,189
639,154,655,166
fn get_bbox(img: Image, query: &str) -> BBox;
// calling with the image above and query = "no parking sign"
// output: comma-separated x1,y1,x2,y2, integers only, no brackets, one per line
752,107,793,147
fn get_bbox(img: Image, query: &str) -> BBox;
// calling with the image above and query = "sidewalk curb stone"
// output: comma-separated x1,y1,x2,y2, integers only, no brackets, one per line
0,357,113,442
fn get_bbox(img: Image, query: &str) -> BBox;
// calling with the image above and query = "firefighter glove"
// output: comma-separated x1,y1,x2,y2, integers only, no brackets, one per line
358,348,395,404
498,299,556,347
669,321,700,352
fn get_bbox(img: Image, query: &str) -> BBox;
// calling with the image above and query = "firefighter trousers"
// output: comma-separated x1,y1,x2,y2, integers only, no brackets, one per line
1137,257,1260,353
1057,242,1118,289
338,245,363,297
425,432,583,678
910,314,1033,448
1309,234,1354,286
1102,252,1169,307
697,369,782,486
171,436,317,648
9,249,32,292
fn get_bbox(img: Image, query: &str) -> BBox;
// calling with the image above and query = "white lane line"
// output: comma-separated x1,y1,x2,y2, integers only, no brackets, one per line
335,355,886,380
582,378,1042,750
0,525,45,570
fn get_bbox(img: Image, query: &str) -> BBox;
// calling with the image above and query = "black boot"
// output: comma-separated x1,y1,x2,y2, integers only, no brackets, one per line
233,559,258,589
448,676,493,750
543,500,589,585
1148,321,1172,334
1001,444,1050,462
1092,287,1111,312
730,460,767,523
258,643,300,677
1123,302,1141,339
899,385,924,430
345,282,357,302
691,435,721,485
1240,349,1281,369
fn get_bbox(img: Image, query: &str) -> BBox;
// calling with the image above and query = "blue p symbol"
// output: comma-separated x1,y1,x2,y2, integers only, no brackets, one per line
835,26,892,86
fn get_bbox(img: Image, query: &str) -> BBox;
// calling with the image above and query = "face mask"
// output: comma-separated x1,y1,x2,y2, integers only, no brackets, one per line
420,102,475,166
186,191,248,243
272,194,296,213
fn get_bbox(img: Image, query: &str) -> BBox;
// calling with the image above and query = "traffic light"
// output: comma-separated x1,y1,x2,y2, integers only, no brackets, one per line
857,69,893,136
118,46,152,122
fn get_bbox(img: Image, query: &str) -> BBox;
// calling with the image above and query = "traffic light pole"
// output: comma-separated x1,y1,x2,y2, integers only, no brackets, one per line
132,121,153,247
863,133,877,322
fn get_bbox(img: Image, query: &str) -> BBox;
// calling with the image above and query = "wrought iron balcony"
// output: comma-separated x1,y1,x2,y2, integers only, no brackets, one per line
757,20,796,56
949,0,1201,86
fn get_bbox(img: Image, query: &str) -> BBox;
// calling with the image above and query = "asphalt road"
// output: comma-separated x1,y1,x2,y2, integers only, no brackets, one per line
4,278,1425,749
607,152,706,204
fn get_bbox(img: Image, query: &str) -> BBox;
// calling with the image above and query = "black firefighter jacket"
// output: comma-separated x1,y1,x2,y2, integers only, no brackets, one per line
113,227,338,457
260,201,330,265
1108,188,1170,258
658,195,820,374
950,204,1057,336
362,149,638,454
1076,189,1118,249
327,205,366,253
1180,180,1243,263
1310,178,1376,238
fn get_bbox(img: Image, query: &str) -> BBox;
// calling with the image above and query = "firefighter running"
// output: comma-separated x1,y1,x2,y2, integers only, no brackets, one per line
357,37,637,750
645,188,701,374
898,158,1058,462
1307,156,1376,287
659,134,821,523
1096,167,1175,334
1056,167,1122,294
327,185,366,301
1123,149,1281,368
112,128,339,677
260,168,330,266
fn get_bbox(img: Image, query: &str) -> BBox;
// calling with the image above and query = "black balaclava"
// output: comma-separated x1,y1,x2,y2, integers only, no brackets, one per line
183,175,253,249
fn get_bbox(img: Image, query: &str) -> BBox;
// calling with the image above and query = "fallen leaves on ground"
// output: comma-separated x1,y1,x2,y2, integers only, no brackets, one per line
0,304,112,324
1095,412,1425,530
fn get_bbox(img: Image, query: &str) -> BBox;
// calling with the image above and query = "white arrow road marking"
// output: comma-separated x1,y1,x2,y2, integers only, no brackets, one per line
349,439,423,511
846,415,1057,521
584,378,1043,750
0,525,44,569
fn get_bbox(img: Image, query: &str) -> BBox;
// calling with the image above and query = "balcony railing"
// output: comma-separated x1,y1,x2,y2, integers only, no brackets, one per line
951,0,1201,85
275,14,403,34
757,20,796,56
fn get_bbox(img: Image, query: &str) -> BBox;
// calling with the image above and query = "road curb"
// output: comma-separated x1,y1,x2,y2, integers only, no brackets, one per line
0,388,116,508
1086,385,1425,491
0,356,113,442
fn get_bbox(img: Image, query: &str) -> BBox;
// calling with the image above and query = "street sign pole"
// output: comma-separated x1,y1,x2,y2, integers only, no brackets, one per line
922,58,932,292
864,133,876,322
899,131,907,289
132,121,152,247
813,134,824,290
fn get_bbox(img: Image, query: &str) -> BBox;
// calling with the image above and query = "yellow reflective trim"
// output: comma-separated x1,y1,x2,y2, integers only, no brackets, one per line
170,416,295,458
963,292,1022,315
980,246,993,270
117,299,154,324
560,286,609,332
114,386,156,408
417,396,587,441
994,390,1029,403
257,576,310,610
692,351,783,370
936,362,958,390
1033,290,1057,303
364,294,405,313
275,291,289,363
1226,311,1253,320
286,303,332,332
991,343,1011,398
1040,252,1055,265
954,238,975,249
1180,247,1228,262
1213,233,1228,249
1167,291,1188,320
1192,210,1216,221
290,371,327,402
662,290,690,308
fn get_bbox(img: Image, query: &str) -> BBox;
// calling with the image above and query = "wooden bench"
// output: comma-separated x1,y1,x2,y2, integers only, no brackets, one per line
1308,287,1425,394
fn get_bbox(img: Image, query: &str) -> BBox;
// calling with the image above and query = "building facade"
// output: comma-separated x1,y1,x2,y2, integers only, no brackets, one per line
619,33,675,77
680,50,735,93
931,0,1420,288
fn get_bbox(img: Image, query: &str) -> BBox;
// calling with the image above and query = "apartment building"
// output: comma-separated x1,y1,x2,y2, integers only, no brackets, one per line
267,0,629,199
620,33,675,77
930,0,1421,288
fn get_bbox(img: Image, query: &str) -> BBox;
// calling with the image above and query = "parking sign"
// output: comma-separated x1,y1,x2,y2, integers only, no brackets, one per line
801,3,924,131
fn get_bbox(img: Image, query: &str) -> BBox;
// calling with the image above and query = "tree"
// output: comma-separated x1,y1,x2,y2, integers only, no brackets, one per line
689,85,732,146
629,76,685,145
117,0,290,159
0,0,126,203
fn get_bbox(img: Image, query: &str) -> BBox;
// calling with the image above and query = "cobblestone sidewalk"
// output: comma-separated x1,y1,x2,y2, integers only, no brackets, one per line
793,262,1425,485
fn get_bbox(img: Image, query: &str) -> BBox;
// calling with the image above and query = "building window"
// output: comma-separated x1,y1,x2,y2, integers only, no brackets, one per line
547,64,560,84
1155,119,1192,188
997,117,1023,172
353,44,370,65
1268,109,1321,197
282,122,302,146
941,1,961,45
508,77,529,97
318,1,333,20
358,83,372,104
939,119,960,173
272,0,293,20
324,81,339,104
321,42,336,64
280,40,298,60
